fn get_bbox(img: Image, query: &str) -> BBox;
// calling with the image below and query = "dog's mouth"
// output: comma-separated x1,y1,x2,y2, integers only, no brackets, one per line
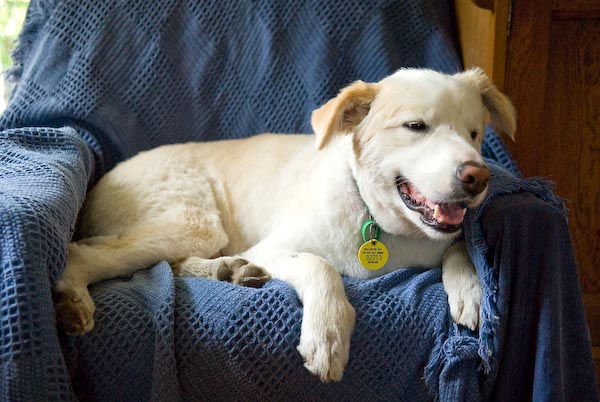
396,177,466,233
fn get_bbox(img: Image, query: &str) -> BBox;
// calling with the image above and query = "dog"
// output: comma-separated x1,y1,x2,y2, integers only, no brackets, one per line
53,67,516,382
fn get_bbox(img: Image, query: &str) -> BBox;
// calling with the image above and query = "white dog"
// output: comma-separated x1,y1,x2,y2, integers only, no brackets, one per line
53,68,515,382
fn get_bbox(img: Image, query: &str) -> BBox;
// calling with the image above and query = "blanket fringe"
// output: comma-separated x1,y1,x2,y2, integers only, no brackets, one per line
467,165,566,374
423,325,448,395
6,0,55,86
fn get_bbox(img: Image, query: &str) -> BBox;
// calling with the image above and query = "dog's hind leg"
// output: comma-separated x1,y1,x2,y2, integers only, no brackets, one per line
54,208,228,335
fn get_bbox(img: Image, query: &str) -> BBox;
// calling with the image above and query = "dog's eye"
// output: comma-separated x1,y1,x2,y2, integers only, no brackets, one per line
470,130,479,140
404,121,428,132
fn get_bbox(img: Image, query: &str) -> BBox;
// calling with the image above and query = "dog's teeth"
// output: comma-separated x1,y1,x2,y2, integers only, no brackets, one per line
433,204,441,221
462,208,467,217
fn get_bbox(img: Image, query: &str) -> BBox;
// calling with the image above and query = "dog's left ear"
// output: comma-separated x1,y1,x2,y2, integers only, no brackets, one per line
312,80,380,150
454,67,517,140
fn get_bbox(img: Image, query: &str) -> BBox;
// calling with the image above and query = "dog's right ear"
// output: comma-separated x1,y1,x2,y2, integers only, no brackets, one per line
453,67,517,140
311,80,380,150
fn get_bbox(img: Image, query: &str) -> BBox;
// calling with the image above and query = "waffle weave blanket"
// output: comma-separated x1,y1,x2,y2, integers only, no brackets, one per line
1,0,598,401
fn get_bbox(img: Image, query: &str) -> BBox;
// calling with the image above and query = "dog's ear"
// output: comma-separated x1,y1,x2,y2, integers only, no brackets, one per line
311,80,380,150
454,67,517,140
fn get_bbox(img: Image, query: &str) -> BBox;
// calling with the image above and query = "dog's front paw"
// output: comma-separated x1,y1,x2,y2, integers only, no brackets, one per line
53,281,95,336
446,274,482,331
297,298,355,382
442,241,483,331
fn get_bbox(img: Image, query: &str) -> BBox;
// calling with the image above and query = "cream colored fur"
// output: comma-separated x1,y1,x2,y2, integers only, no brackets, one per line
53,68,516,382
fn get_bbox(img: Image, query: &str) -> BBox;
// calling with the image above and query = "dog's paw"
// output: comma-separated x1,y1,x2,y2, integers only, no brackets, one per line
446,275,482,331
442,241,483,331
297,298,355,382
216,258,271,288
229,258,272,288
53,281,95,336
174,256,271,288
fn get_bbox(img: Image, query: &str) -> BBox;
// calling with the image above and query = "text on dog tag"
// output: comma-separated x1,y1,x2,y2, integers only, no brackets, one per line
358,239,389,270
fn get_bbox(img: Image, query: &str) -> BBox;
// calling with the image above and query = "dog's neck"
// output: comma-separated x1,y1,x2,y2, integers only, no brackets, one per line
311,135,369,224
345,141,421,238
350,174,385,235
345,141,388,232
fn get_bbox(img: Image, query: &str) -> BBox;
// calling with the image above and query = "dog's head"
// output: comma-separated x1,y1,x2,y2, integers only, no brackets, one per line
312,68,516,240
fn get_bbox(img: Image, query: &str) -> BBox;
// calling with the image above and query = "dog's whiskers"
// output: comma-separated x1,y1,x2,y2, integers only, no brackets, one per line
405,225,428,240
394,178,409,187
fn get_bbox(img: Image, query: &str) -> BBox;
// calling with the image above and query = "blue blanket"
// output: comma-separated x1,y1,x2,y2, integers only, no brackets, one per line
1,0,598,401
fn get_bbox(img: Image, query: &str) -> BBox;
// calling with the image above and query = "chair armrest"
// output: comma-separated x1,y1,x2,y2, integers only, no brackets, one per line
478,192,599,402
0,126,94,401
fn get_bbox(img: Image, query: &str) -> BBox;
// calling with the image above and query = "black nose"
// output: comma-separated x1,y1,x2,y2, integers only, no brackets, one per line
455,161,490,196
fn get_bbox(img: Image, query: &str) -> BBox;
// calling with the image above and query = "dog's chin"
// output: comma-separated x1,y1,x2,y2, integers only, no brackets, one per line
396,177,484,240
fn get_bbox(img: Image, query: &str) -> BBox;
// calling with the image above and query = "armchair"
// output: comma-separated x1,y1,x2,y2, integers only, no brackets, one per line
1,0,597,401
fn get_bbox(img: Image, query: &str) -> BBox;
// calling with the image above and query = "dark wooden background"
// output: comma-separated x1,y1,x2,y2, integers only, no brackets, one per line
456,0,600,386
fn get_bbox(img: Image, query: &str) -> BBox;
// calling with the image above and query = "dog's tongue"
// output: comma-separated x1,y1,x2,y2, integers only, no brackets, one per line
425,200,466,226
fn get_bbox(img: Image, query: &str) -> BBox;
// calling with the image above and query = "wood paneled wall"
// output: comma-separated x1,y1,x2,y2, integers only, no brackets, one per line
455,0,600,387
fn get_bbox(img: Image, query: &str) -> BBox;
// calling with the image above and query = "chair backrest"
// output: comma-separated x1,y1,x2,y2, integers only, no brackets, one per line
2,0,461,168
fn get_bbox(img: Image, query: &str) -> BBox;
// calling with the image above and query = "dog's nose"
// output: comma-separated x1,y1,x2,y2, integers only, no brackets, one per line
456,162,490,196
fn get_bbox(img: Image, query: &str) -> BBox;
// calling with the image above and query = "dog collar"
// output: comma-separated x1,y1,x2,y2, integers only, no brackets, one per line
353,178,389,270
361,214,381,243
